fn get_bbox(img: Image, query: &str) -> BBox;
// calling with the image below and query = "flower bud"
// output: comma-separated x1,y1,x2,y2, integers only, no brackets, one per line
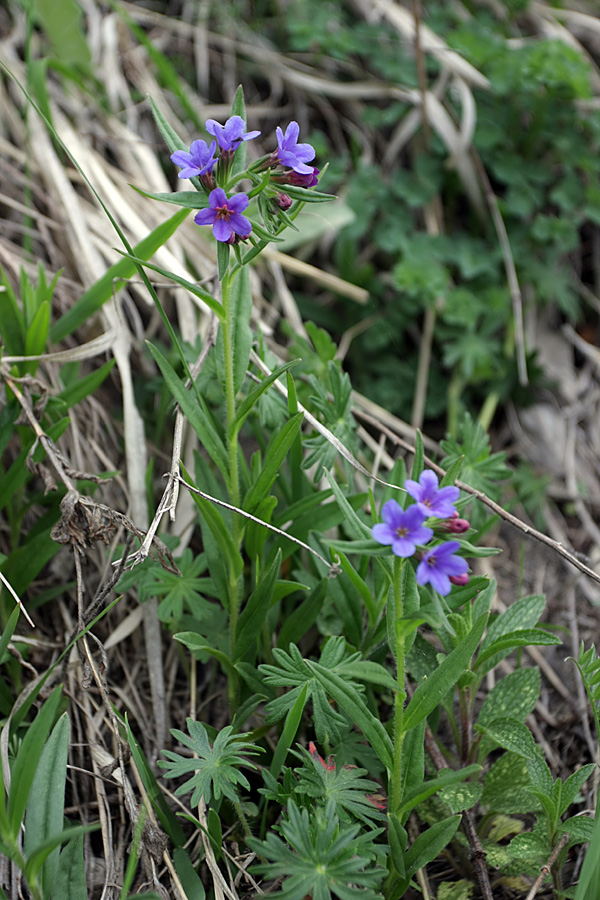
449,573,470,587
442,511,470,533
274,192,293,211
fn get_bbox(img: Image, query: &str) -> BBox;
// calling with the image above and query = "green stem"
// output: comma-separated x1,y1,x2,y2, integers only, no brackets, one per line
391,557,407,815
221,272,242,700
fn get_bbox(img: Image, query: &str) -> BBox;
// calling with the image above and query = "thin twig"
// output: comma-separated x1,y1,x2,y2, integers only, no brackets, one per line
524,833,570,900
423,723,495,900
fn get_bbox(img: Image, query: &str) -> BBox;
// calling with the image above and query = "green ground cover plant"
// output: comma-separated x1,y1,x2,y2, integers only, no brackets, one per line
1,1,600,898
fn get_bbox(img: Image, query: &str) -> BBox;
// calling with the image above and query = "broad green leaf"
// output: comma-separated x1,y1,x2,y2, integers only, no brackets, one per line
173,848,206,900
147,344,228,475
269,683,309,778
561,764,596,814
235,550,281,662
8,685,63,834
507,831,548,860
23,824,97,884
24,712,70,897
474,628,561,673
50,834,86,900
478,668,540,727
243,413,304,512
50,208,190,342
560,814,596,846
403,613,488,731
439,782,483,814
307,661,393,771
33,0,91,68
475,718,536,759
479,594,545,654
482,752,541,814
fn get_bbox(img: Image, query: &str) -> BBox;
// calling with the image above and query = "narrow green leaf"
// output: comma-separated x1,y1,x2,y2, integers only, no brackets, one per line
131,186,208,209
278,579,328,649
404,815,461,878
398,765,481,822
24,300,50,363
243,413,304,512
336,551,377,627
124,716,186,848
24,712,70,897
183,481,243,580
410,432,424,480
278,184,337,203
270,683,309,778
230,360,300,438
403,613,488,731
217,266,252,395
50,208,190,342
8,685,63,834
174,634,238,683
147,344,228,475
58,359,115,410
120,254,223,318
218,242,230,280
235,550,281,662
307,661,394,771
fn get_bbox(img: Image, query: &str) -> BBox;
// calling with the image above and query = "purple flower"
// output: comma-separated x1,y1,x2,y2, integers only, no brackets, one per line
205,115,260,151
405,470,460,519
276,122,316,175
170,139,217,179
194,188,252,243
416,541,469,596
372,500,433,558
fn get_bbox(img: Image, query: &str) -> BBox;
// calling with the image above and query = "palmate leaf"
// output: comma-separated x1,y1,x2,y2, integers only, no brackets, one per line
249,800,385,900
294,747,386,825
158,720,262,806
259,639,365,744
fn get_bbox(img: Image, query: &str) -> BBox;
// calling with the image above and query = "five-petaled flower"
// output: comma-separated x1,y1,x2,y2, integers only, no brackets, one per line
194,188,252,243
170,139,217,179
416,541,469,597
205,115,261,151
372,500,433,558
405,470,460,519
276,121,316,175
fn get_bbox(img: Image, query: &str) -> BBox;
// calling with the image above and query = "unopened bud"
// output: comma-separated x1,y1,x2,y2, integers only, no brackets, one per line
449,573,470,587
274,192,293,211
442,513,470,533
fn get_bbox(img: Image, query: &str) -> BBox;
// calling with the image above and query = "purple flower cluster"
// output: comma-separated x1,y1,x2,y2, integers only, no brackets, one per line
171,114,319,244
372,470,469,596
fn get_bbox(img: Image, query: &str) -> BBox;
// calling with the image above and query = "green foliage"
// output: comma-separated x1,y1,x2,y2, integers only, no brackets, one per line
249,799,386,900
158,720,262,806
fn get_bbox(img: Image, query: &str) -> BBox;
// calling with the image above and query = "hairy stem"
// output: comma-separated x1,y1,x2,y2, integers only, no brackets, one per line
391,557,407,814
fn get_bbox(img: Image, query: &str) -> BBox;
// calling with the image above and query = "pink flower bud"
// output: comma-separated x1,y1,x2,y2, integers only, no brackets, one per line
274,192,293,211
442,512,470,533
449,573,470,587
